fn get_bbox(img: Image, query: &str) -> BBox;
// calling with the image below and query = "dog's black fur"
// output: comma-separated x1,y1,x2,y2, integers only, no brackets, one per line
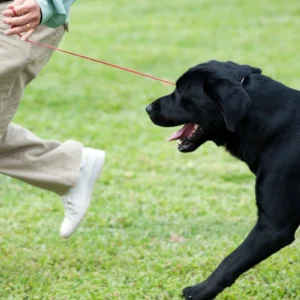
146,60,300,300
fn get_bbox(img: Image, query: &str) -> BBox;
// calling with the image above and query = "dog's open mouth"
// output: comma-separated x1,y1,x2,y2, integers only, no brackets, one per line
168,123,203,152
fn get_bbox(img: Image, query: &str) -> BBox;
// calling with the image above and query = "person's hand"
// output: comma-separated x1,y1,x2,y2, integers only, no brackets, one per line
2,0,41,41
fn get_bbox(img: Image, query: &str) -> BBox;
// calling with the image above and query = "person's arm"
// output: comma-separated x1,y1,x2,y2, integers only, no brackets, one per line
2,0,75,40
37,0,75,28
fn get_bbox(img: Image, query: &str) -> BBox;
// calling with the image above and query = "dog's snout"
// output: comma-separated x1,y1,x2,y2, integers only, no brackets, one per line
146,102,160,116
146,104,153,115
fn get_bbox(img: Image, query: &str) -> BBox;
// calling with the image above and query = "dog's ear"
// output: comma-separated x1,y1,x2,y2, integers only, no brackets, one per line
204,78,251,132
226,61,262,79
202,61,261,132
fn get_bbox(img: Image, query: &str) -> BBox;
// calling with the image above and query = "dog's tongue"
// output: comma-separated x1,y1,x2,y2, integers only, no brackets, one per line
168,123,195,141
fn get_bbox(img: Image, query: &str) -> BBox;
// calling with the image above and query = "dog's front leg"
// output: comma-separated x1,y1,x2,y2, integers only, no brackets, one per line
182,169,300,300
182,215,297,300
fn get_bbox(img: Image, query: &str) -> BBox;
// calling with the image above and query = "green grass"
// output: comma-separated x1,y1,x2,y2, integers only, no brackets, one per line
1,0,300,299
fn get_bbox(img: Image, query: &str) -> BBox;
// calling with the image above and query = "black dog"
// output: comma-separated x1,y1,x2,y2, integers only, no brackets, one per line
146,60,300,300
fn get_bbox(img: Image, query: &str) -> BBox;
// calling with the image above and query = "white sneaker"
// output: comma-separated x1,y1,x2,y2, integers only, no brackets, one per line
60,147,106,238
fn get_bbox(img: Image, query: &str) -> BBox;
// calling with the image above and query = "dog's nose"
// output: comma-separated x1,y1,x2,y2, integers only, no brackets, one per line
146,104,153,115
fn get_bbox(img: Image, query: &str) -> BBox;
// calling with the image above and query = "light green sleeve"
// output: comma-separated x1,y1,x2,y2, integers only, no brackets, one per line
36,0,76,28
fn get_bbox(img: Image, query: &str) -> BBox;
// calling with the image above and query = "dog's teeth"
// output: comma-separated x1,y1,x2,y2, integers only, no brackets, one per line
194,124,199,130
177,140,182,144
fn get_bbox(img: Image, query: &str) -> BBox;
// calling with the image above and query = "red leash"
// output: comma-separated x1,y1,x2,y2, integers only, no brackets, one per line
27,39,176,86
11,8,176,86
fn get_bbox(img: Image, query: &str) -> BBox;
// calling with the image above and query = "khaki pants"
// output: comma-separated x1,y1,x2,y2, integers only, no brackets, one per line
0,3,83,195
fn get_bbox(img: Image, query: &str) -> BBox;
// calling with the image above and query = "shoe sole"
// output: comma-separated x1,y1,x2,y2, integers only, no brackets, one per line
61,148,106,238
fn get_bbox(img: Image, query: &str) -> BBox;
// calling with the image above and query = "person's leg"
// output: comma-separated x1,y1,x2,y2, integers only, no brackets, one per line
0,123,83,195
0,3,105,238
0,7,83,194
0,123,106,239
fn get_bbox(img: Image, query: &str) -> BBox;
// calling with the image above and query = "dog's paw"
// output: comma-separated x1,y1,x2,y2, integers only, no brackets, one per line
182,283,215,300
182,286,193,299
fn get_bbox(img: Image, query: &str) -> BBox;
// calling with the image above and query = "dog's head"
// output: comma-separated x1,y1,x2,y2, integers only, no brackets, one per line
146,60,262,152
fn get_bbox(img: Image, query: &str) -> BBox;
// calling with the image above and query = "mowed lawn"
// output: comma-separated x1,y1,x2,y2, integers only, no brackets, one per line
1,0,300,299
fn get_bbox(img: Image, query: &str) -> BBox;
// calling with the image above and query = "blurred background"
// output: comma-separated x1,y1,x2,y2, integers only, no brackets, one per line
0,0,299,299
